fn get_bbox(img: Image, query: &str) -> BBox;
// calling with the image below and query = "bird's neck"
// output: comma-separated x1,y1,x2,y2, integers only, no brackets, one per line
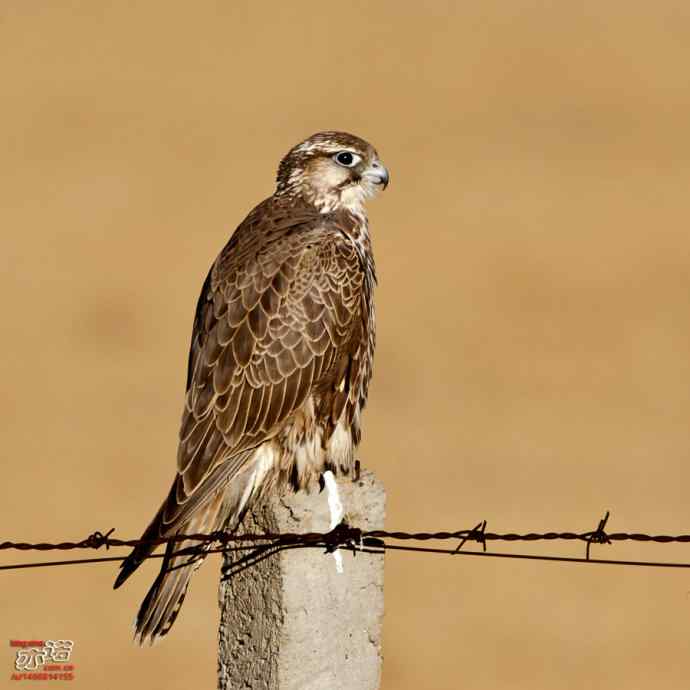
277,180,370,224
312,184,369,221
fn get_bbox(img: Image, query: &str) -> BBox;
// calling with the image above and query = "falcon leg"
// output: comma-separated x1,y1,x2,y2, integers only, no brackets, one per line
322,470,344,574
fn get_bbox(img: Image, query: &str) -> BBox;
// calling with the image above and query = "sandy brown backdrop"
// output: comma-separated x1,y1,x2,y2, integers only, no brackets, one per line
3,2,690,688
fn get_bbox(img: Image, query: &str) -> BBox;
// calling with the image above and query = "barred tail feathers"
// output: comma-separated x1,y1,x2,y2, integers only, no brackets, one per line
124,449,274,645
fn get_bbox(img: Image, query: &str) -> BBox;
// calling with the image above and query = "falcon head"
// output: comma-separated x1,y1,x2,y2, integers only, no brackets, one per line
275,131,389,215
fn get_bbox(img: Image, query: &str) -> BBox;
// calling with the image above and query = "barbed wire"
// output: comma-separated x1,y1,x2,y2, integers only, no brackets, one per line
3,511,690,572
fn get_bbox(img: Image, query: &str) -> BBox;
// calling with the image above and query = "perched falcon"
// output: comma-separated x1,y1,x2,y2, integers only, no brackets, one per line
113,131,389,644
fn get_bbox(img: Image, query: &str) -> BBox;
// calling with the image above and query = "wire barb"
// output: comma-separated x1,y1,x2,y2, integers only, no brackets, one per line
585,511,612,560
323,522,362,554
454,520,487,553
81,528,115,550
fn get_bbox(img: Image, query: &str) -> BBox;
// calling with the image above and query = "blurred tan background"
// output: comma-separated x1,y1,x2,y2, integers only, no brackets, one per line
2,2,690,688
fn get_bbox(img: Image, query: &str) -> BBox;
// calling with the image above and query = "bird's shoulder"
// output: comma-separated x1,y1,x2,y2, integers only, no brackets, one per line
212,195,362,289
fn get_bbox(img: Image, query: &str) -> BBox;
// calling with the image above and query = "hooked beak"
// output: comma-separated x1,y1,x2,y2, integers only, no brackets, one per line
364,160,389,190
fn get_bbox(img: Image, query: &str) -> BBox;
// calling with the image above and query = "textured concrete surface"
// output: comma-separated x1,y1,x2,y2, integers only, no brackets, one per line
218,471,386,690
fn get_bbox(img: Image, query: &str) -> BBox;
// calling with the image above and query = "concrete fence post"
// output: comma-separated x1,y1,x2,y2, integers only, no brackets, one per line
218,470,386,690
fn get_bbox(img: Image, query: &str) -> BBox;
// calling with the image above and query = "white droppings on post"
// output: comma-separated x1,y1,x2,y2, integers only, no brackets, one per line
323,469,344,573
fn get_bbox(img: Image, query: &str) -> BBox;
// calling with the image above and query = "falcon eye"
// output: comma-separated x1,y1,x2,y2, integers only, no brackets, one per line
333,151,360,168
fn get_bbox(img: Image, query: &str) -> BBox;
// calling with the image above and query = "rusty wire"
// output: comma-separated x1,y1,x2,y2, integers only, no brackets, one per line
3,511,690,572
